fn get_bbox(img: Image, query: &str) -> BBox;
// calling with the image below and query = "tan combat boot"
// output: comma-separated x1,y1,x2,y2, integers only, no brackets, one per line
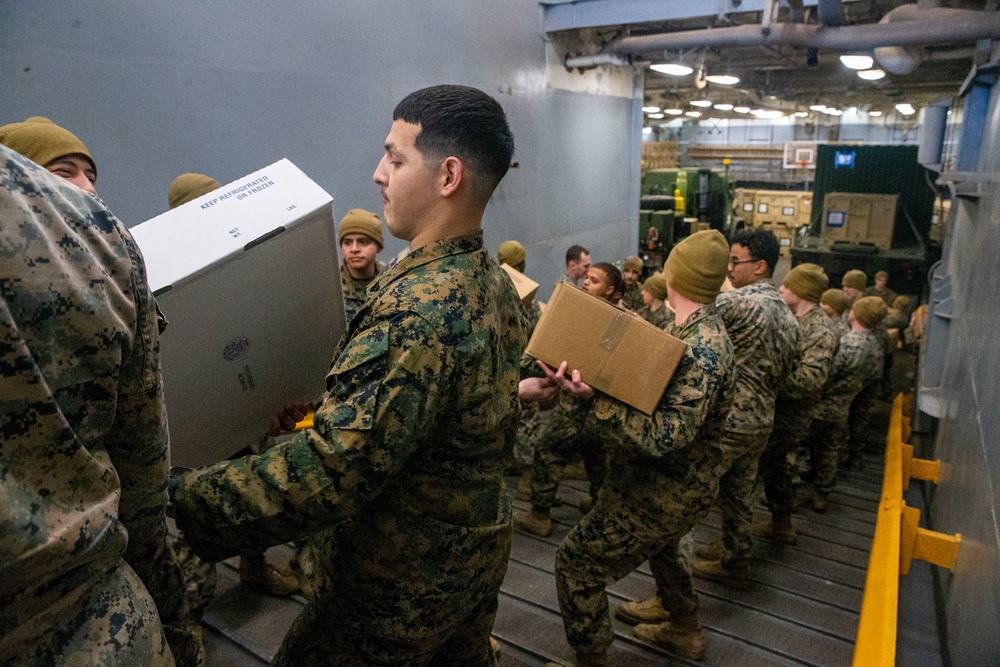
752,514,797,545
239,553,300,597
615,595,670,625
811,490,828,513
634,619,705,660
563,459,587,480
578,496,594,514
514,474,532,502
694,539,723,560
690,556,750,590
513,509,552,537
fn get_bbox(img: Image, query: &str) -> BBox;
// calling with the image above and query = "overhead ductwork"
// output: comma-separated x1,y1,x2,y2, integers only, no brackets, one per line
564,6,1000,69
874,4,928,75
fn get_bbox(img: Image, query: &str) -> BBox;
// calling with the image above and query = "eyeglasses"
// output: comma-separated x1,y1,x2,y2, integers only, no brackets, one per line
728,258,757,267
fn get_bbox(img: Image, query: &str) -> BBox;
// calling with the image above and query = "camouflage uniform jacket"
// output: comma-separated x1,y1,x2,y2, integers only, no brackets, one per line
341,259,386,324
832,313,851,339
781,305,837,402
622,283,644,311
812,329,883,422
865,285,898,307
0,147,174,665
174,231,527,643
587,303,736,523
635,302,673,330
560,272,578,286
715,280,799,435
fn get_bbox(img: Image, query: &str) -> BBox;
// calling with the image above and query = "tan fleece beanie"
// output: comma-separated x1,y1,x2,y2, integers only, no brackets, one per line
664,230,729,304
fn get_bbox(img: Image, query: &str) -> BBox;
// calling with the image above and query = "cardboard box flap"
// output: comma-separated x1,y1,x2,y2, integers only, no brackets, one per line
525,283,686,414
131,159,333,293
500,263,539,304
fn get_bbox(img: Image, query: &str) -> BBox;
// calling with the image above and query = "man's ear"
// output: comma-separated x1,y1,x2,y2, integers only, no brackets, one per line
439,156,463,198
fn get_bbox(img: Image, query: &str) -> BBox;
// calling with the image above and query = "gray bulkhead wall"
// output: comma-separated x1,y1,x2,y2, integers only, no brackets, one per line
0,2,639,300
926,78,1000,661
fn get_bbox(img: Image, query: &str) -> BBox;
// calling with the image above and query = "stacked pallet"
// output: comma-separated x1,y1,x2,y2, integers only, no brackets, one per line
641,142,680,170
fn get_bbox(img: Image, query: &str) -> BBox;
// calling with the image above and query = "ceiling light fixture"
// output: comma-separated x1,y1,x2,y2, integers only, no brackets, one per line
826,108,844,116
857,69,886,81
895,103,916,115
714,103,734,111
809,104,827,112
706,74,740,85
663,108,683,115
642,127,653,135
690,100,713,107
650,63,694,76
869,110,883,117
648,113,665,119
840,54,874,70
733,106,751,114
642,105,661,113
794,111,809,117
752,109,783,119
685,111,703,117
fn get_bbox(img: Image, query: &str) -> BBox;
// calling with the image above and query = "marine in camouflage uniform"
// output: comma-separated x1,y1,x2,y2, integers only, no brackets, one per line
341,259,387,323
0,146,186,666
635,302,671,329
635,273,673,330
551,230,735,663
694,279,797,579
807,297,886,509
758,272,837,534
621,256,645,311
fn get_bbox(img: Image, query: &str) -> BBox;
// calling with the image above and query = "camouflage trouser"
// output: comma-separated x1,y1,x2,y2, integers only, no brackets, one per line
527,405,607,511
512,399,552,469
273,579,499,667
555,487,714,652
715,430,772,568
809,417,848,495
760,404,814,517
848,383,879,463
168,530,218,623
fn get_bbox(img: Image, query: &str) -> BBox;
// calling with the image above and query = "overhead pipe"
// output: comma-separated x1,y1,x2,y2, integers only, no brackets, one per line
564,52,632,69
565,6,1000,67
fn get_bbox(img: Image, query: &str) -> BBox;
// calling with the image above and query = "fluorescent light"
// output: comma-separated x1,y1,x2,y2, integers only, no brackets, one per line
733,106,751,113
650,63,693,76
642,127,653,135
840,54,874,70
706,74,740,85
857,69,886,81
794,111,809,117
752,109,783,119
869,110,883,117
663,108,683,115
690,100,713,107
825,108,844,116
809,104,827,112
713,103,734,111
685,111,703,117
642,105,661,113
895,103,916,115
648,113,664,119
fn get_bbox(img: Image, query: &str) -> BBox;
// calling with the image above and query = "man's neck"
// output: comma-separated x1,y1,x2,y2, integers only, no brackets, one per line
794,301,816,318
648,298,664,312
851,320,867,332
673,298,702,326
347,263,377,281
408,206,482,250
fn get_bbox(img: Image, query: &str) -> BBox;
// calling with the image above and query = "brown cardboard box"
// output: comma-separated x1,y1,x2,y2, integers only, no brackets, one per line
525,283,687,414
821,192,898,250
500,263,539,305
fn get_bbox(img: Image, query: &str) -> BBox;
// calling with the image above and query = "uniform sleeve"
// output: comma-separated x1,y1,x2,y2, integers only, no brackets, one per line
173,310,448,562
592,347,712,459
784,320,836,399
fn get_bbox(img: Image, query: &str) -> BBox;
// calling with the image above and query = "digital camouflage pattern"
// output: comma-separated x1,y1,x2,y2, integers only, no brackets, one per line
0,146,185,666
173,231,527,665
715,280,799,436
635,302,672,330
864,285,898,307
810,329,883,494
340,259,387,323
622,283,644,311
760,306,838,516
525,392,608,510
512,296,547,468
554,303,735,653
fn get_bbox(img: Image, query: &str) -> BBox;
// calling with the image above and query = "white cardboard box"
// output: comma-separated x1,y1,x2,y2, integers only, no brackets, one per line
131,159,346,467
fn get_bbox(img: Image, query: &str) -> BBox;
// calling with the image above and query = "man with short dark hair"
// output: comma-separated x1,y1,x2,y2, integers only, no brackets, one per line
172,84,525,666
564,244,591,285
690,228,798,590
513,261,623,537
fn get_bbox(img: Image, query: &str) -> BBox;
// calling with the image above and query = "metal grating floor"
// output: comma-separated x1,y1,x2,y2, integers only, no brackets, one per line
196,454,888,666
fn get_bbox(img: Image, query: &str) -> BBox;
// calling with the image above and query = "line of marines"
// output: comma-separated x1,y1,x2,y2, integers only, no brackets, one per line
1,91,896,667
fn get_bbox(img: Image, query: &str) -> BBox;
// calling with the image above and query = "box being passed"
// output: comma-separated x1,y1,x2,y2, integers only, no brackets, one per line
130,159,346,467
500,263,539,305
525,283,686,414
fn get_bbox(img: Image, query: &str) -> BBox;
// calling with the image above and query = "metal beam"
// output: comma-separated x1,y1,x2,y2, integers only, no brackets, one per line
541,0,822,33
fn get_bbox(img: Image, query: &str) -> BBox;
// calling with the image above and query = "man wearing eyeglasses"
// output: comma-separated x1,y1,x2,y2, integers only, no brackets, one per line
688,228,799,590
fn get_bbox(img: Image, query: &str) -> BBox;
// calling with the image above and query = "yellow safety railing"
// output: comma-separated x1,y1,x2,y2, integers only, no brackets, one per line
852,394,960,665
